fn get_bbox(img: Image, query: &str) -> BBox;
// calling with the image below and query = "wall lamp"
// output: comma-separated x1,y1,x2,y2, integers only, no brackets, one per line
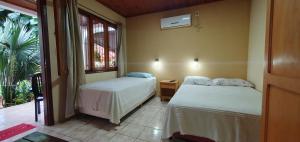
153,58,162,71
194,58,199,62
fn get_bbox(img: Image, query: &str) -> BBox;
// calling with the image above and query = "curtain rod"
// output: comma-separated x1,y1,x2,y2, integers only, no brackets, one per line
77,3,117,24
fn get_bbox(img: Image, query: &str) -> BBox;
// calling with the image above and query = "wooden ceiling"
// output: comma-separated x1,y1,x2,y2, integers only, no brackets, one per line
96,0,221,17
1,0,36,11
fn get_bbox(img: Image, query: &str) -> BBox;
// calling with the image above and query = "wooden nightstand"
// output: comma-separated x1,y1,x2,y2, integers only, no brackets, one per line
160,80,179,101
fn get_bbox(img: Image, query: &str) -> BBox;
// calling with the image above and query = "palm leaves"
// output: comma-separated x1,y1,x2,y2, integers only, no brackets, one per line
0,11,40,106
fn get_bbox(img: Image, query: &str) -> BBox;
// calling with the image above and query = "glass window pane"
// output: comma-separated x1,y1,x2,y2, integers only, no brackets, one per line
108,26,117,68
93,20,105,69
79,14,90,70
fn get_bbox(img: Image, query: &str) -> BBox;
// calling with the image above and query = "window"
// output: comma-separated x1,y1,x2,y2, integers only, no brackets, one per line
79,10,118,73
108,26,117,68
93,19,105,69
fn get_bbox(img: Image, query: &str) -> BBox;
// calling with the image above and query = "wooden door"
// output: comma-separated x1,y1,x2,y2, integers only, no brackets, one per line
261,0,300,142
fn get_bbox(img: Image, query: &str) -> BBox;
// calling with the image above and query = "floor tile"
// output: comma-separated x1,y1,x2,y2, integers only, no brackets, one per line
134,139,148,142
118,123,145,138
110,134,135,142
145,117,164,130
138,127,162,142
64,124,98,140
86,132,114,142
69,139,83,142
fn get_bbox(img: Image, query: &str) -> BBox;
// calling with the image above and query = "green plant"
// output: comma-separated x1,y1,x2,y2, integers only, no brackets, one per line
0,84,2,97
0,9,40,107
15,80,33,104
1,85,16,107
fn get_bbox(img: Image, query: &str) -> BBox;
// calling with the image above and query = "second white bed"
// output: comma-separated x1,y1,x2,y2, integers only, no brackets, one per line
78,77,156,124
162,84,262,142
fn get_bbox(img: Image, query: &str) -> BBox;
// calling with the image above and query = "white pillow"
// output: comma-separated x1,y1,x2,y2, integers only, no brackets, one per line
212,78,255,88
183,76,211,85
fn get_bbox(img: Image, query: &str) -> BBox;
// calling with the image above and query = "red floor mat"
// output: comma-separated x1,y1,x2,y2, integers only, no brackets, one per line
0,123,36,141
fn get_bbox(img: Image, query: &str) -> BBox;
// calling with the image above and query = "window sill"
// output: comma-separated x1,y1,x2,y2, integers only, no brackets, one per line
85,69,117,74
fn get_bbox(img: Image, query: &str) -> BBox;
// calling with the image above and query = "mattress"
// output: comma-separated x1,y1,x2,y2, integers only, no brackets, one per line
162,84,262,142
78,77,156,124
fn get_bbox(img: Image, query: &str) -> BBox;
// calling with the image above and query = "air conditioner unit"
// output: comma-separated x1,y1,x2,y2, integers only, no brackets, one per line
160,14,192,29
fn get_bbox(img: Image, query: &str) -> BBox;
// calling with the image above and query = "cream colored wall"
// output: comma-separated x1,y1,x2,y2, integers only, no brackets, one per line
46,0,126,122
126,0,250,86
247,0,267,91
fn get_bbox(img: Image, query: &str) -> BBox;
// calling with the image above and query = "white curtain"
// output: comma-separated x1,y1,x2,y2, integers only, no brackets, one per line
65,0,85,118
117,24,126,77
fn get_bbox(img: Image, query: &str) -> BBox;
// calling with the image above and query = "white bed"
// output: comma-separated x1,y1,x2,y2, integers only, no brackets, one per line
78,77,156,124
162,84,262,142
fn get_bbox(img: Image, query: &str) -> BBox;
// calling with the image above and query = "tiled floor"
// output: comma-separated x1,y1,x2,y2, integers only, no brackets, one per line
0,101,44,131
0,97,169,142
37,97,169,142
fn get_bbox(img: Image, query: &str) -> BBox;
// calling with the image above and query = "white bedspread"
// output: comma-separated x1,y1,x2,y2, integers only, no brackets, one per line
162,85,262,142
78,77,156,124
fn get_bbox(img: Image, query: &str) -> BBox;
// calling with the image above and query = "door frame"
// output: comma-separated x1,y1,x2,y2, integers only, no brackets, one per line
36,0,55,126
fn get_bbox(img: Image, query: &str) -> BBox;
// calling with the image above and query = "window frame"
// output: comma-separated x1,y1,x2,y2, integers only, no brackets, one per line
79,9,118,74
